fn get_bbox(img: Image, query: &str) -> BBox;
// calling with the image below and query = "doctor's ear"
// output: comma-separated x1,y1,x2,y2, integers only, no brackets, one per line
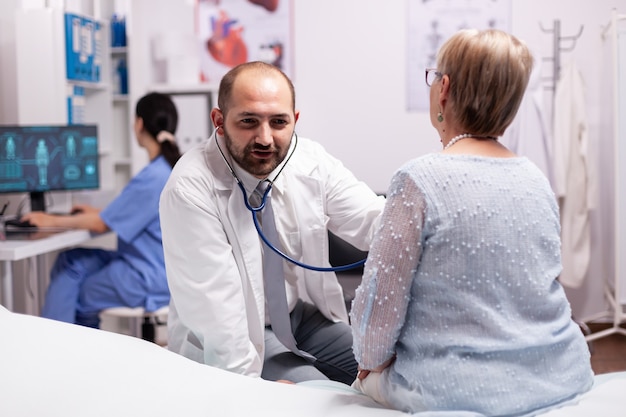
210,108,224,130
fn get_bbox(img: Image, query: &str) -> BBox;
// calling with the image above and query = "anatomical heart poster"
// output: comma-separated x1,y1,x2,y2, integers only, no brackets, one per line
196,0,293,84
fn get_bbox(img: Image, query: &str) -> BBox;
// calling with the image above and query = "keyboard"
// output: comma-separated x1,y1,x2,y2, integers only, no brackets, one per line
4,218,37,229
50,209,83,216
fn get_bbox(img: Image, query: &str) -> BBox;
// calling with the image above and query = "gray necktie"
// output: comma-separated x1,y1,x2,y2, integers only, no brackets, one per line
251,181,314,360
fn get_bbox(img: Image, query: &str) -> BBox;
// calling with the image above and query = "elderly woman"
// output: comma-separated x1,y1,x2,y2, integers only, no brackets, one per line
350,29,593,415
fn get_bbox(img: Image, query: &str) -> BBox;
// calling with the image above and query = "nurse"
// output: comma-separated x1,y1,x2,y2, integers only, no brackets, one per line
22,92,182,328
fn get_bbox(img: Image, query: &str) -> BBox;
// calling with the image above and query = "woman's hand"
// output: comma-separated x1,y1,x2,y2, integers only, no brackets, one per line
20,212,65,228
357,355,396,380
70,204,98,214
20,204,108,233
275,379,295,384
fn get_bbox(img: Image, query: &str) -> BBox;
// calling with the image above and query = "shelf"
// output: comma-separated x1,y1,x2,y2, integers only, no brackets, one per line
68,79,109,91
99,150,131,167
112,94,129,103
111,46,128,55
148,83,218,95
114,158,132,167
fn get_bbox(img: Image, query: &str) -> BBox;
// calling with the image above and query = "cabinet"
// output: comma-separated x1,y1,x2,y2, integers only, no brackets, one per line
99,1,133,193
14,5,135,205
14,1,218,202
110,45,133,192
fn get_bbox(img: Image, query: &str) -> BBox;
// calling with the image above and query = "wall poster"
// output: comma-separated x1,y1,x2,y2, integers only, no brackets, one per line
407,0,511,111
196,0,293,84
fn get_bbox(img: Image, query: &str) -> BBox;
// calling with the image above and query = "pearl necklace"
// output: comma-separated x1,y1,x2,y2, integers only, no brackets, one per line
443,133,497,151
443,133,472,150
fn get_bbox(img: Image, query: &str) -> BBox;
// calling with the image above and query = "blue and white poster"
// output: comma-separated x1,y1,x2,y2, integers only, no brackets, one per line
407,0,512,111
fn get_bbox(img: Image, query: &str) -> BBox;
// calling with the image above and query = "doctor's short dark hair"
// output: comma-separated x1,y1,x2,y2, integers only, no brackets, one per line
437,29,533,137
217,61,296,116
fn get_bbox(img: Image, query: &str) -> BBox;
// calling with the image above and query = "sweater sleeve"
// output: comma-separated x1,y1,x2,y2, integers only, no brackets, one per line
350,170,426,369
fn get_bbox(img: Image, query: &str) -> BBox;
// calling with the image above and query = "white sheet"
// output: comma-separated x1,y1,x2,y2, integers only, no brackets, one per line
0,306,624,417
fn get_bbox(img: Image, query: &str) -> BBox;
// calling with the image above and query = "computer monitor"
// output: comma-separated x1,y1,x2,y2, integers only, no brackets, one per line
0,124,99,212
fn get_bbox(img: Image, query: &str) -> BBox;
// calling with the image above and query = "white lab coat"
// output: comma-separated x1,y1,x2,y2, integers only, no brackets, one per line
159,134,385,377
553,61,593,288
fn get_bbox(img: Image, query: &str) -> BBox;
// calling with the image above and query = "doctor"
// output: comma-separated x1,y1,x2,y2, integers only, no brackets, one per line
160,61,384,384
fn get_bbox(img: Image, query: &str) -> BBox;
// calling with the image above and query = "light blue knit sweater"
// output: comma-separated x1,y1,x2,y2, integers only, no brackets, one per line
351,153,593,416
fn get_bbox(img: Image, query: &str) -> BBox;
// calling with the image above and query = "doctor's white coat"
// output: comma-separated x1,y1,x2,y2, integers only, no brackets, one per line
159,135,384,377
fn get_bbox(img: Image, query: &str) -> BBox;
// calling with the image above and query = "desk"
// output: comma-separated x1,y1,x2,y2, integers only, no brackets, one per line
0,229,95,311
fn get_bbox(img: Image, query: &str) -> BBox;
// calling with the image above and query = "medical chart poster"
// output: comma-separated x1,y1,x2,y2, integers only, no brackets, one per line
196,0,293,84
406,0,511,112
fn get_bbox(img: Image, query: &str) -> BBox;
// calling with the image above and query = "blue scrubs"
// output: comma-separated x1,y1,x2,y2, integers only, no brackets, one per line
42,156,172,328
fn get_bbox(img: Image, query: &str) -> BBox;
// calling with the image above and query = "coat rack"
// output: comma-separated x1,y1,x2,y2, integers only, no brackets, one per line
540,20,584,91
583,10,626,343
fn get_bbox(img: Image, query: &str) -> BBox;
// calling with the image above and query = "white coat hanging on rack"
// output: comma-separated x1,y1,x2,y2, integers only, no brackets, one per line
539,20,584,91
582,10,626,343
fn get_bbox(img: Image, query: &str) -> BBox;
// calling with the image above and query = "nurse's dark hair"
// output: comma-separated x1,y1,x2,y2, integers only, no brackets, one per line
218,61,295,116
135,92,182,168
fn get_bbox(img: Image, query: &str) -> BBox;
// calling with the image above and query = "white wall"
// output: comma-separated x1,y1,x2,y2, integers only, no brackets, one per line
0,0,21,124
294,1,432,194
0,0,34,218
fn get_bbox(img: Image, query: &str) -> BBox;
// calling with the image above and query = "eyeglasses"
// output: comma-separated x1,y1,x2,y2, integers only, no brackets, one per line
425,68,442,87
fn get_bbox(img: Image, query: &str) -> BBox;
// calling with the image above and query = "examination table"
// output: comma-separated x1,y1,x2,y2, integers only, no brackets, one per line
1,305,625,417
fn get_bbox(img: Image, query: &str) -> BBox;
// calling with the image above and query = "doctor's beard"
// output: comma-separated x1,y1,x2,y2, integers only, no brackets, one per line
222,126,290,178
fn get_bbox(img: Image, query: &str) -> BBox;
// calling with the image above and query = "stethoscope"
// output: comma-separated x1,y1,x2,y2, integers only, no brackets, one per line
214,129,366,272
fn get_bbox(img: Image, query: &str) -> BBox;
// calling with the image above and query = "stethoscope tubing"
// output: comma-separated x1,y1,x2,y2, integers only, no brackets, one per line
215,130,366,272
240,181,366,272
